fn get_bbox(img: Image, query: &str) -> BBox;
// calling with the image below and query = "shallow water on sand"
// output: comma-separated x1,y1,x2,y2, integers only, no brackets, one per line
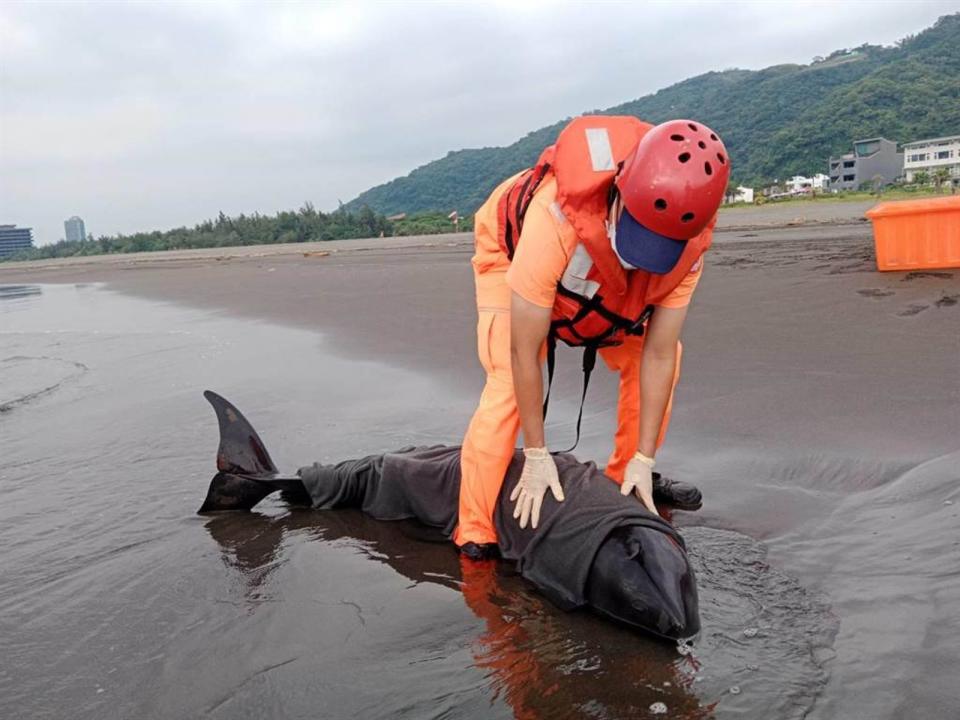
0,283,867,719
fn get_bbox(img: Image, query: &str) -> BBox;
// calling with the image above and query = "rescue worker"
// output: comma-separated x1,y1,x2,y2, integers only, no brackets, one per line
456,116,729,559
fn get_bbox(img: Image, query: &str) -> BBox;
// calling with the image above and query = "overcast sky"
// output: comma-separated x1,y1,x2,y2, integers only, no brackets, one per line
1,0,957,245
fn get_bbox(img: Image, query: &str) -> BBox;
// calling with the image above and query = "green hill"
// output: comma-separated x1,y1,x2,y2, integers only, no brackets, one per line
345,13,960,216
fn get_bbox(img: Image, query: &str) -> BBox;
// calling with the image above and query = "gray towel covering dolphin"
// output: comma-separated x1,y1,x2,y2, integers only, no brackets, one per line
198,390,701,639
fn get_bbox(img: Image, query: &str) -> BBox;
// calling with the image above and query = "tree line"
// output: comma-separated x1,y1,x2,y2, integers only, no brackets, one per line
4,205,472,262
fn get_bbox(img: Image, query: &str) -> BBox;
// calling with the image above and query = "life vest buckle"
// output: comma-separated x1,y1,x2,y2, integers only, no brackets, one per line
626,305,655,336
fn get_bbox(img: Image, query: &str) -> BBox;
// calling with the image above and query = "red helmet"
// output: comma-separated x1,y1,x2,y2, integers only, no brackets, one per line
616,119,730,240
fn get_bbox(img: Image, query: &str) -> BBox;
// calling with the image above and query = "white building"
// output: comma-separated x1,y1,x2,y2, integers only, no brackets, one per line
785,174,830,194
785,176,810,194
902,135,960,184
724,186,754,204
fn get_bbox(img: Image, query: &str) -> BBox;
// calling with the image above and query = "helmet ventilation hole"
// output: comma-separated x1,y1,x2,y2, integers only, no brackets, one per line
687,123,698,132
678,152,691,163
716,153,726,164
698,140,706,149
670,134,685,142
654,198,668,211
710,133,718,141
704,161,713,176
681,212,695,223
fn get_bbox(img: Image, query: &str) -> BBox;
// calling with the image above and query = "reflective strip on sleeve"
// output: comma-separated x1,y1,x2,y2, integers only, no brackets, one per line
548,201,567,225
585,128,615,172
560,244,600,299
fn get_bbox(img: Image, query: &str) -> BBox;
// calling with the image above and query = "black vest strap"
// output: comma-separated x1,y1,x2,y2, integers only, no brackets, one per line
542,335,557,420
541,337,599,453
565,345,597,453
503,163,551,261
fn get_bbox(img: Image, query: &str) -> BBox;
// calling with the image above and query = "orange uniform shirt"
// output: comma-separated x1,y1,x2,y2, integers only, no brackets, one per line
473,174,702,310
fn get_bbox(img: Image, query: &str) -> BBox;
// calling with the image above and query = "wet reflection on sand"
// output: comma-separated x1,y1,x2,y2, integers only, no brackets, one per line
204,510,717,719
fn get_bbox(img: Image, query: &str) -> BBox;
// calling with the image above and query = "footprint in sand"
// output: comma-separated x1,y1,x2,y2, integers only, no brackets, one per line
857,288,895,298
902,271,954,281
715,256,759,267
898,303,930,317
828,261,873,275
935,293,959,308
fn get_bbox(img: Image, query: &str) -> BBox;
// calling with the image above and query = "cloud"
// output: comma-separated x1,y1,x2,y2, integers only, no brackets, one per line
1,0,956,244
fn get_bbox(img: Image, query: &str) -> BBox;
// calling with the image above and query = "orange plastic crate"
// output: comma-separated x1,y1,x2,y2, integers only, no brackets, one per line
866,196,960,271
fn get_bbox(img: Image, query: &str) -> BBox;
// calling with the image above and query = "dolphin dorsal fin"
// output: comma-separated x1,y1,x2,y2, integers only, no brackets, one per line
203,390,279,475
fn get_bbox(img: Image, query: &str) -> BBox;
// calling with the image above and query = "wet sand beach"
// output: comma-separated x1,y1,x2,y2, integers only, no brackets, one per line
2,208,958,718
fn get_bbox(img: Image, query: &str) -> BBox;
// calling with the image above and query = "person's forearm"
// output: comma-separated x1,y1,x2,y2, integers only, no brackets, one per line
638,345,677,458
512,346,546,448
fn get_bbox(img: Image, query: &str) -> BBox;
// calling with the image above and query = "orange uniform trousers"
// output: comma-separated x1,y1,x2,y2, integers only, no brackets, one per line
454,270,682,546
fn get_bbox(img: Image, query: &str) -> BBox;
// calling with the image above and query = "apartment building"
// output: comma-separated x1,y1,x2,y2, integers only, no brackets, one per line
0,225,34,258
828,138,903,191
902,135,960,185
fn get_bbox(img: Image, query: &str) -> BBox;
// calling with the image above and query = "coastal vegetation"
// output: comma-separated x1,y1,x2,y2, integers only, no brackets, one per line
4,206,469,262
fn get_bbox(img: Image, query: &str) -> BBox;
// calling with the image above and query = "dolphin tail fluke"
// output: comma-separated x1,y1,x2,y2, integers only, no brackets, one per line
198,391,307,513
198,471,279,513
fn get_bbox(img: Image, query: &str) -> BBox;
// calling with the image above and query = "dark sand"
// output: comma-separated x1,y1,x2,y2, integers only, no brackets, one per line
2,211,958,718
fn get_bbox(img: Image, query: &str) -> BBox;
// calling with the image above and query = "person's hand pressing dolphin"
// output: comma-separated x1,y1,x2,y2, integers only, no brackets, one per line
622,451,658,515
510,447,565,529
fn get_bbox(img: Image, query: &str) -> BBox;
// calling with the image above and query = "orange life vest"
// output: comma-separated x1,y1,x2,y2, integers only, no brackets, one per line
496,115,713,349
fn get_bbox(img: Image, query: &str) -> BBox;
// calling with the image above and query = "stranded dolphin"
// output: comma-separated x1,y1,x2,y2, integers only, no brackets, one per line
198,390,702,640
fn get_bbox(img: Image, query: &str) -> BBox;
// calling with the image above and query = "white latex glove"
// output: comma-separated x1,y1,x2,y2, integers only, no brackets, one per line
622,451,658,515
510,447,565,529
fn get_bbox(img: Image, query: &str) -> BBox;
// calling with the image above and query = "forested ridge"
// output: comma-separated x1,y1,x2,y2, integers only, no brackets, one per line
345,14,960,216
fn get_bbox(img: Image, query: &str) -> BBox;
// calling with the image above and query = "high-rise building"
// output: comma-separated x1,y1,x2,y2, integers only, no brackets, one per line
0,225,34,258
65,216,87,243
